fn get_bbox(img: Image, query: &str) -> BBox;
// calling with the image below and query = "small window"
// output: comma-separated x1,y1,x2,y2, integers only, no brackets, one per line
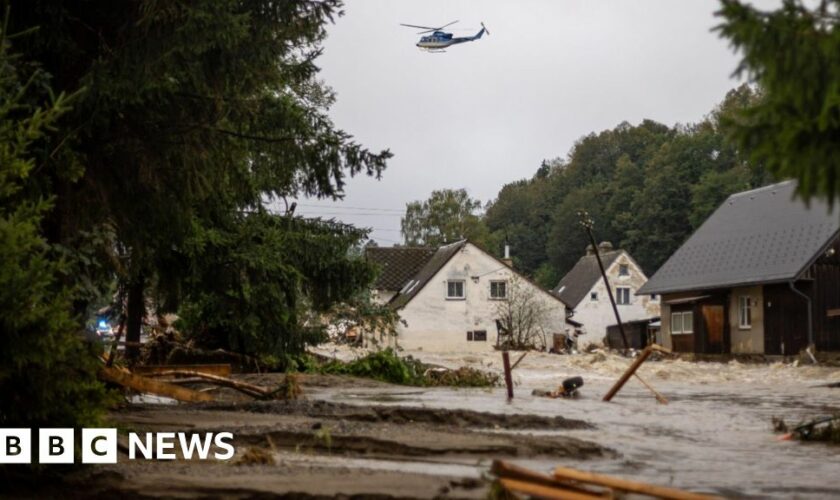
446,280,465,299
671,312,683,334
683,311,694,333
466,331,473,341
618,264,629,277
472,330,487,341
490,280,507,299
671,311,693,334
739,296,752,329
590,291,598,301
651,294,659,301
616,287,631,305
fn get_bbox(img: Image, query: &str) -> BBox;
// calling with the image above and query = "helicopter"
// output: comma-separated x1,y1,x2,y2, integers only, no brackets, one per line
400,20,489,52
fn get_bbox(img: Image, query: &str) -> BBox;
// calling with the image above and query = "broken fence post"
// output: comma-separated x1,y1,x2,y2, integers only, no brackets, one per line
502,351,514,400
603,344,671,403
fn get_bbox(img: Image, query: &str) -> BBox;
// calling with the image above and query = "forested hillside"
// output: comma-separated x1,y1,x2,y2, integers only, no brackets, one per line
483,84,775,287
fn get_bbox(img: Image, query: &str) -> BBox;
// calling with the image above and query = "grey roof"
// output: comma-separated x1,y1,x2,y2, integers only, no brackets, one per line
389,240,468,309
639,180,840,295
365,247,437,291
553,250,622,307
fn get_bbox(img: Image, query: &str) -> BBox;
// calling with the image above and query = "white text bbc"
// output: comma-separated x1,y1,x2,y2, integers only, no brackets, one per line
0,429,235,463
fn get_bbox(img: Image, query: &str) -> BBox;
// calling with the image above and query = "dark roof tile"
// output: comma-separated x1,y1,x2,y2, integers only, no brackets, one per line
388,240,468,309
365,246,437,291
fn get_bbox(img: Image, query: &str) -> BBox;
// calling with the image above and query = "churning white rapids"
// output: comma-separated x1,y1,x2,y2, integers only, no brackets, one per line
310,344,840,499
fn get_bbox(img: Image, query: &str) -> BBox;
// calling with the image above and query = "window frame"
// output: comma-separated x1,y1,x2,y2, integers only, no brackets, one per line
590,291,598,301
616,287,631,305
446,280,465,300
671,310,694,335
618,264,630,277
489,280,507,300
738,296,752,329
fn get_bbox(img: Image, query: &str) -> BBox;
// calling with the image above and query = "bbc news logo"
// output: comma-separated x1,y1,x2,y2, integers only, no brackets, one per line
0,429,235,464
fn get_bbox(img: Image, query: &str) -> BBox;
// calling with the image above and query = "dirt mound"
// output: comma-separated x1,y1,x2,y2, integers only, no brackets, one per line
201,399,593,430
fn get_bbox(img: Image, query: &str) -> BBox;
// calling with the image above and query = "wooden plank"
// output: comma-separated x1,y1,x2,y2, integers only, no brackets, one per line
827,308,840,318
498,478,604,500
134,364,232,377
98,365,214,403
491,460,603,497
603,345,654,402
553,466,720,500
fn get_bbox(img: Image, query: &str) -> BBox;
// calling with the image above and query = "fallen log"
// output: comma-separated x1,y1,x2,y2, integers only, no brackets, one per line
134,364,232,377
139,370,272,398
98,365,214,403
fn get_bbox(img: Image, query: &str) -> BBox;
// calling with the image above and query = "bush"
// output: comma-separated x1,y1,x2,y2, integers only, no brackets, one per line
318,348,499,387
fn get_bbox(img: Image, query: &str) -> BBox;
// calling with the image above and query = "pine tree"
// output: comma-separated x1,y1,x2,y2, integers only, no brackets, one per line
717,0,840,204
10,1,391,360
0,19,109,427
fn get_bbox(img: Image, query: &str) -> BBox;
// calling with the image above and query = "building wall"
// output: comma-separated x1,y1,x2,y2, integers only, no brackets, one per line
729,285,764,354
397,243,568,352
658,302,673,350
572,253,661,347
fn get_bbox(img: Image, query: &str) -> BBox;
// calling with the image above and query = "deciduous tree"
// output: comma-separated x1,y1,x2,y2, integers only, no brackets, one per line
401,188,490,247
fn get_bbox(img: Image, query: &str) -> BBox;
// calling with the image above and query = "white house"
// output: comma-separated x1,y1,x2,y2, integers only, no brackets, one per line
366,240,570,352
553,242,660,347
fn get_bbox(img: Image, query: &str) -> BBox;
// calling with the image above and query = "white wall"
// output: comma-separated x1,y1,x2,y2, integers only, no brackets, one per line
571,252,660,347
396,243,568,352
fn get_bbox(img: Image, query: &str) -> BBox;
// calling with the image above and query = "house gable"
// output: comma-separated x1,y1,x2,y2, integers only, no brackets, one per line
389,241,568,311
394,242,569,351
554,250,623,308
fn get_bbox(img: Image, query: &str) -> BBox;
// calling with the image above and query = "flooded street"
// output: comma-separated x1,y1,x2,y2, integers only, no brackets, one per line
312,348,840,499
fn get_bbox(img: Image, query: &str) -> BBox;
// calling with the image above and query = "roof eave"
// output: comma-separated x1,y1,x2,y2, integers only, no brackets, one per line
638,276,800,296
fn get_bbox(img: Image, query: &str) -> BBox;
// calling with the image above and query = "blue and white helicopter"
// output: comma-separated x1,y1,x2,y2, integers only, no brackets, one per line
400,20,489,52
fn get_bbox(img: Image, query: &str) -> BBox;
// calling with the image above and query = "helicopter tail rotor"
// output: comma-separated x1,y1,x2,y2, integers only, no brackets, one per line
481,22,490,35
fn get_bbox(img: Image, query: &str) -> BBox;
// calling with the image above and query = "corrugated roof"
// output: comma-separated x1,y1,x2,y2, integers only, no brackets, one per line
553,250,622,308
639,180,840,295
388,240,468,309
365,246,437,291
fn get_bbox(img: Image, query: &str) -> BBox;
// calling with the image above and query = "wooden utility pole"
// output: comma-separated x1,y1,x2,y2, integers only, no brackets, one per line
577,210,629,353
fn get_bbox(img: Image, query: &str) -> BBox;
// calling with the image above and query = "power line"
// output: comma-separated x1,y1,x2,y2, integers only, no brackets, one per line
297,211,405,217
294,203,405,213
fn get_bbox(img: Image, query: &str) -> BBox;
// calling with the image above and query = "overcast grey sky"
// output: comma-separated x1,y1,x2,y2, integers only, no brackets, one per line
292,0,772,245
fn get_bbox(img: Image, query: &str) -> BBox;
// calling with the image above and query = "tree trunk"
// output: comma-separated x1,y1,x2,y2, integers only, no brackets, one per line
125,277,145,364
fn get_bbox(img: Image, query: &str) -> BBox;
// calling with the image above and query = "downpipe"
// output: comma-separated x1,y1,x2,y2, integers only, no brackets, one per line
788,281,817,365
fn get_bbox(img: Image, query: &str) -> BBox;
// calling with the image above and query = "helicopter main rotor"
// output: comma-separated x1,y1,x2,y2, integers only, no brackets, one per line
399,20,458,34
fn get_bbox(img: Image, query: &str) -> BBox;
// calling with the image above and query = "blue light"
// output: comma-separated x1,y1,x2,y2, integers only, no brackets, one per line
98,319,109,330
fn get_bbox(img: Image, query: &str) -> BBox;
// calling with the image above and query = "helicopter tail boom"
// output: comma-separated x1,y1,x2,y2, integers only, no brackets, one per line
472,22,488,40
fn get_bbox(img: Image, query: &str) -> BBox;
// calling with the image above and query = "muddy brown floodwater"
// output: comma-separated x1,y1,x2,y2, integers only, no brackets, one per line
16,348,840,499
312,348,840,499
